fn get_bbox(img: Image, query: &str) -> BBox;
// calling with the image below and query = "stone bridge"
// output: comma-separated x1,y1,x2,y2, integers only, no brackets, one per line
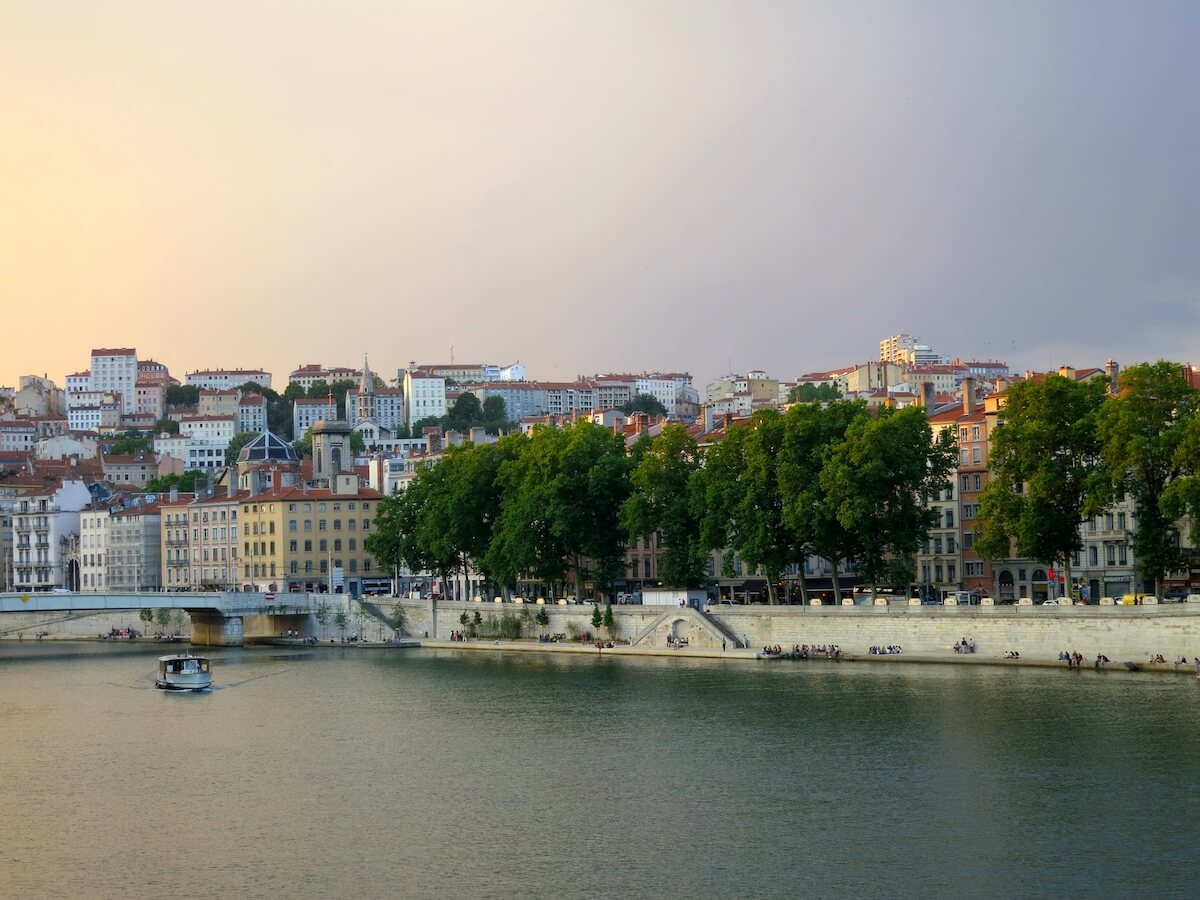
0,591,331,646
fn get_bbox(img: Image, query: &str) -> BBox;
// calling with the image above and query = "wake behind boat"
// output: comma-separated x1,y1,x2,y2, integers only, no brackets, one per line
155,654,213,692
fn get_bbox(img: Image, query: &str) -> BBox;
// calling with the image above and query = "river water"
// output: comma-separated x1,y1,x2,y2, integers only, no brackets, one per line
1,643,1197,898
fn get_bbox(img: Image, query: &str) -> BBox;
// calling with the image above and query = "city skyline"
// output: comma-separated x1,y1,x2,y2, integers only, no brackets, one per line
4,2,1198,389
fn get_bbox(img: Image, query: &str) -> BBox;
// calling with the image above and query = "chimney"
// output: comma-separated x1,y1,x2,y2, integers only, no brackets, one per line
703,405,715,433
1105,359,1119,394
962,377,975,416
921,382,935,409
169,485,178,503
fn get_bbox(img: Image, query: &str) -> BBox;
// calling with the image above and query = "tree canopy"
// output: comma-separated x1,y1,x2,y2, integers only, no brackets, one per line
619,393,668,418
787,382,842,404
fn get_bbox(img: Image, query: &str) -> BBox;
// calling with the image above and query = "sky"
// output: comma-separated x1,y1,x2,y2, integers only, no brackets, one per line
2,1,1199,390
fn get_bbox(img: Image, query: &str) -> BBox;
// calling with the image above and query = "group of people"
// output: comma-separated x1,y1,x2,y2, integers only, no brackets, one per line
449,630,469,642
868,644,902,655
761,644,785,656
1003,649,1021,659
953,637,976,654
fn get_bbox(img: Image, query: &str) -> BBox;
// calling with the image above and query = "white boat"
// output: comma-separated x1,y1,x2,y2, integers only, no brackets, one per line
155,654,213,692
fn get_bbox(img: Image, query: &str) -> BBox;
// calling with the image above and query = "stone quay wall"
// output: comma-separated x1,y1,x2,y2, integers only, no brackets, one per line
398,599,1200,660
0,609,192,639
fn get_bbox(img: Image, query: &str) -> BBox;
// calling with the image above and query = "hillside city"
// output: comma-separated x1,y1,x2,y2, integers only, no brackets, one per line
1,334,1193,605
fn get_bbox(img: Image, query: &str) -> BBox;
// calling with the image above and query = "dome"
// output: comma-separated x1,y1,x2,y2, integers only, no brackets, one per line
237,431,300,464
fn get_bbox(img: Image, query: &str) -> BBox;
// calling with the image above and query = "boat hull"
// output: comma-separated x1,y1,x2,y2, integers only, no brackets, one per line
155,677,212,692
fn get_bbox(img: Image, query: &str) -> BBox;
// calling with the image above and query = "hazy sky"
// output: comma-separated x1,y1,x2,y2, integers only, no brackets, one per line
3,1,1198,390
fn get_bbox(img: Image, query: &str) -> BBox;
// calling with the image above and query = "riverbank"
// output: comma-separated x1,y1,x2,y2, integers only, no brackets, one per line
416,637,1200,676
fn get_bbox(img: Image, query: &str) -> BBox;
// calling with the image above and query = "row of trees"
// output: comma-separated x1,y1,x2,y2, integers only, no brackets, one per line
366,403,957,603
977,361,1200,597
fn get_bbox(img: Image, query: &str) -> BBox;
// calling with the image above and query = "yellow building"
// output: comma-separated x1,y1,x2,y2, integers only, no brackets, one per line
237,473,384,595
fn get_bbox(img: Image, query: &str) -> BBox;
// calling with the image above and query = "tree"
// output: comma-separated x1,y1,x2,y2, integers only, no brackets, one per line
603,602,614,637
225,432,258,466
459,611,470,630
698,410,796,604
622,424,706,588
481,396,510,433
821,405,958,593
315,600,331,638
108,430,152,456
486,422,632,599
778,400,867,603
154,417,180,435
350,430,366,454
139,608,154,633
145,470,204,493
535,607,550,629
166,385,200,407
788,382,842,404
620,393,668,418
446,392,483,431
975,374,1112,597
1099,362,1196,598
591,603,603,631
390,601,408,636
155,607,171,631
333,608,348,639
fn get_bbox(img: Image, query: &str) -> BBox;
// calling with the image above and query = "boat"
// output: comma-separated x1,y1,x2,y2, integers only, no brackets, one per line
155,654,213,692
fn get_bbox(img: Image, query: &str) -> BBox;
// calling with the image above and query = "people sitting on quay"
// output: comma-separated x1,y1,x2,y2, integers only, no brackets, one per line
868,644,902,655
1150,654,1167,664
1095,654,1110,669
1003,649,1020,659
761,644,784,656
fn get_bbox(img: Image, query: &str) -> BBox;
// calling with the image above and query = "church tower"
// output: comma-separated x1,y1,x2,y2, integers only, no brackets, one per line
357,353,377,424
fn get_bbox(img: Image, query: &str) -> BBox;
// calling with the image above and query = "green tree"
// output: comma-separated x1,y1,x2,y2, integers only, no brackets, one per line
155,607,171,630
390,601,408,636
486,422,632,600
166,384,200,407
535,607,550,629
787,382,842,404
447,392,483,430
334,608,348,639
108,430,152,456
591,603,603,631
139,608,154,633
225,431,258,466
145,470,204,493
821,405,958,594
603,601,614,637
154,417,179,435
1099,362,1195,598
315,600,331,638
620,393,668,418
975,374,1112,597
778,400,867,603
622,424,706,588
698,410,795,604
481,396,510,433
459,611,470,630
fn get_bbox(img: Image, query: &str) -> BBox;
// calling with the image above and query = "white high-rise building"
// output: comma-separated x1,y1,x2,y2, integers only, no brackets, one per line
89,348,138,413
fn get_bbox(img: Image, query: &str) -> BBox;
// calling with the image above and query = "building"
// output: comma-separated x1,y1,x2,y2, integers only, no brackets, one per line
108,500,162,592
238,393,268,434
9,479,92,591
288,364,360,392
89,348,138,413
294,398,334,440
0,421,37,454
160,490,196,591
11,375,64,417
101,452,159,488
153,415,237,471
186,368,272,391
134,380,165,420
80,507,111,592
402,366,447,427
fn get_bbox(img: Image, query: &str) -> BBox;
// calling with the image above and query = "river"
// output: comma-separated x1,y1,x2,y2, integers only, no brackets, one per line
0,643,1196,898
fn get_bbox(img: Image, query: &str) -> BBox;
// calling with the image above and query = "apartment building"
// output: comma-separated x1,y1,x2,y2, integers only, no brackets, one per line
109,501,162,592
80,507,111,591
9,479,91,591
186,368,272,391
90,348,138,413
402,368,447,427
289,364,360,392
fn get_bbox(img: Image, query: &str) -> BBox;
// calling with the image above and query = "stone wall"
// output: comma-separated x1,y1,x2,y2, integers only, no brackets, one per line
398,600,1200,659
0,609,191,639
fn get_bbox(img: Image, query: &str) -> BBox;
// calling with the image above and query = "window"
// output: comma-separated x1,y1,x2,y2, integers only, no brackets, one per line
333,519,342,530
971,447,981,464
933,538,943,554
961,475,970,491
947,537,956,553
320,560,328,574
289,540,297,552
963,532,974,550
348,519,356,531
363,518,370,530
349,539,356,551
1117,512,1126,529
1089,547,1098,565
947,564,956,582
971,425,980,440
1105,513,1114,530
319,539,327,552
304,540,312,552
1119,544,1127,565
290,561,298,574
334,539,342,552
1106,545,1116,565
944,510,954,527
304,520,312,531
319,520,327,531
935,564,943,582
973,474,981,491
289,520,297,531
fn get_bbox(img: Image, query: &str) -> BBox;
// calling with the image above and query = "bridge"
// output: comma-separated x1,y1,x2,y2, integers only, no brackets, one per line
0,591,333,646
